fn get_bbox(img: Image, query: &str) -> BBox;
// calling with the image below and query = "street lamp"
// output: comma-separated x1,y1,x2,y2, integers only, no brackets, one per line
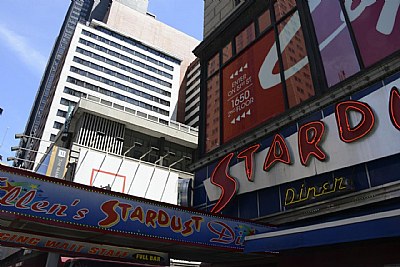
154,151,176,165
168,156,191,170
7,156,48,169
11,146,46,154
15,133,54,144
139,146,159,161
14,133,55,169
123,142,143,158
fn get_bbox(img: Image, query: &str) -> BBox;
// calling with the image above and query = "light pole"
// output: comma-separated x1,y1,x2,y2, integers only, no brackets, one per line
13,134,55,169
7,156,48,169
10,146,48,169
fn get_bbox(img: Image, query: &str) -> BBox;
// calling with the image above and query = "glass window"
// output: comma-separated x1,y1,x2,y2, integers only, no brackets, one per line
235,23,256,53
222,31,285,143
205,74,220,153
343,0,400,67
258,9,271,33
309,0,360,87
53,121,63,130
207,53,220,78
274,0,296,21
222,42,233,64
278,11,315,107
56,110,67,118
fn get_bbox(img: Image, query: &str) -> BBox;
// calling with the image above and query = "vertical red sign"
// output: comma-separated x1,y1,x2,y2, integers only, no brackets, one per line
222,31,285,143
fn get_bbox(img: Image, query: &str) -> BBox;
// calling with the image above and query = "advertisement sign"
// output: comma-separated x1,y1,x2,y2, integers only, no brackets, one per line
346,0,400,67
222,31,285,143
204,74,400,212
46,146,69,179
0,165,271,251
0,228,169,265
74,149,179,204
310,0,400,86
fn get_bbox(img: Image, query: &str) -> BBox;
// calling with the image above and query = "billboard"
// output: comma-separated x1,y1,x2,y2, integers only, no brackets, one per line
203,73,400,213
0,165,271,251
222,31,285,143
204,1,400,153
74,148,179,204
36,145,69,179
0,228,169,265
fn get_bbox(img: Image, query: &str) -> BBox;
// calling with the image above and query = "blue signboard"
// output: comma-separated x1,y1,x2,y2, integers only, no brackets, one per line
0,165,271,251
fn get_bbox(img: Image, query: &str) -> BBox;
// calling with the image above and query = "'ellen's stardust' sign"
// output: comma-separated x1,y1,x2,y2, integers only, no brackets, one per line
0,165,271,251
205,77,400,213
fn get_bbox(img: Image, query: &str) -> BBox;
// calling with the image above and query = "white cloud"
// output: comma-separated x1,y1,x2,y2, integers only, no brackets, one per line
0,24,46,74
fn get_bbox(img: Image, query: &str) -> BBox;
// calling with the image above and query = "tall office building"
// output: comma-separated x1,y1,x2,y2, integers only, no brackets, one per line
18,0,199,169
176,58,201,128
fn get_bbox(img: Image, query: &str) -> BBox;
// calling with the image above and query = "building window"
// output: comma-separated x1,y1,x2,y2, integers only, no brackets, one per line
50,134,57,142
53,121,63,130
207,53,220,78
235,23,255,53
56,110,67,118
222,42,233,64
258,10,271,33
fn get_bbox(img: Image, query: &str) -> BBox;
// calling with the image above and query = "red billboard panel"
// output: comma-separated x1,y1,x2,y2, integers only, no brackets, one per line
346,0,400,67
222,31,285,143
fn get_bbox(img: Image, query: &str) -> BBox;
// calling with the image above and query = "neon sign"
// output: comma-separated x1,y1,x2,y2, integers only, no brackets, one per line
0,228,169,265
210,86,400,213
284,177,353,208
0,165,271,251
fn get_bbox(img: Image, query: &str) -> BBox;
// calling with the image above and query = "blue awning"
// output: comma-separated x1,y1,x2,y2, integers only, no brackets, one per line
244,209,400,253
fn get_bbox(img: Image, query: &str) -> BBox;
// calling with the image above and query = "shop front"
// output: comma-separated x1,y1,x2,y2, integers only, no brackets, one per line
193,0,400,265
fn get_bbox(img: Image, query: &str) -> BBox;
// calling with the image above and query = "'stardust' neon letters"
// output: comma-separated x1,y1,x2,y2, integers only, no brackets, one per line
237,144,260,182
335,101,375,143
210,153,238,213
390,86,400,131
211,95,399,213
298,121,327,166
98,200,204,237
263,134,291,171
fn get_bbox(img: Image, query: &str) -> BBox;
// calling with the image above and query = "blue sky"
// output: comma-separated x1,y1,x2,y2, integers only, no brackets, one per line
0,0,203,164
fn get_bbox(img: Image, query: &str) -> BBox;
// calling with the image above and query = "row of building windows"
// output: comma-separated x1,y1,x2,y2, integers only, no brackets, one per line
82,29,175,71
65,78,169,116
67,68,170,106
187,68,200,82
70,65,171,98
185,101,200,116
75,48,172,88
186,84,200,101
186,92,200,111
78,38,173,80
186,76,200,90
94,26,181,65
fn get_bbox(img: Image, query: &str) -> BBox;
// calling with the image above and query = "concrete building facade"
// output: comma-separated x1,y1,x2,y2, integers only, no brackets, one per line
18,0,199,169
